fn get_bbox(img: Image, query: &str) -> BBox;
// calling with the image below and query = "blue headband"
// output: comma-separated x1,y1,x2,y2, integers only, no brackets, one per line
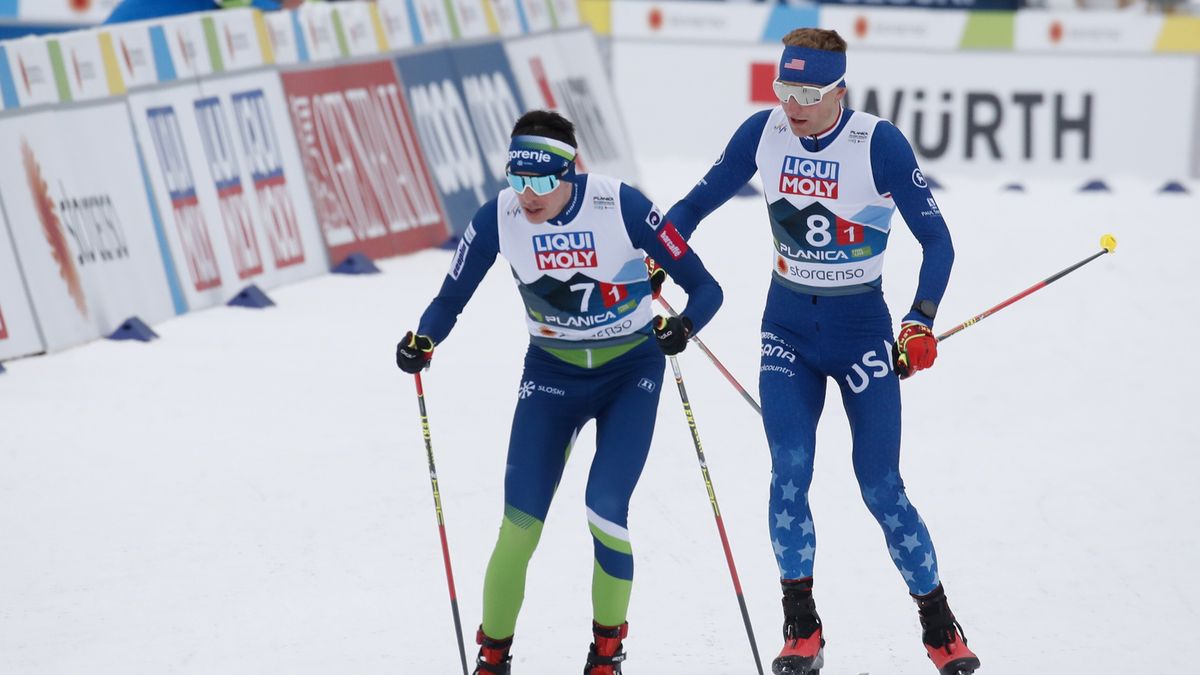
778,46,846,87
507,135,576,176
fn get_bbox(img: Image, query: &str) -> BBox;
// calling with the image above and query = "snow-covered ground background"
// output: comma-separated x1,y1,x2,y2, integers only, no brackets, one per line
2,157,1198,674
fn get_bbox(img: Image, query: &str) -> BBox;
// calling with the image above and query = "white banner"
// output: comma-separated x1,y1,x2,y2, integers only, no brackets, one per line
613,40,1200,179
130,72,327,311
336,2,386,57
0,218,44,362
54,31,111,102
263,11,302,66
410,0,454,44
374,0,417,50
487,0,525,37
101,23,159,90
611,0,772,42
14,0,120,23
206,9,270,73
158,14,214,80
0,104,177,352
518,0,555,34
1014,12,1164,53
546,29,640,183
5,37,59,108
822,7,970,52
450,0,493,40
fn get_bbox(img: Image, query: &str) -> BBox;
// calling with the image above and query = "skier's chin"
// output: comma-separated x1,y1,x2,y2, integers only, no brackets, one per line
522,205,549,223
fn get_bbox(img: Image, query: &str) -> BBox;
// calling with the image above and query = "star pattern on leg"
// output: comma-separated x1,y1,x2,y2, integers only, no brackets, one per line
921,551,935,571
861,486,878,505
775,509,795,530
900,532,922,553
789,449,807,467
896,493,911,510
883,513,902,532
901,567,915,584
884,470,900,488
781,480,800,502
798,517,814,536
771,471,777,488
889,545,902,562
799,543,815,562
772,538,788,558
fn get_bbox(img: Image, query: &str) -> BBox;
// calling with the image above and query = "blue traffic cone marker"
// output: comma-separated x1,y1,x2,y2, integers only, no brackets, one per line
332,252,380,275
228,284,275,308
107,316,158,342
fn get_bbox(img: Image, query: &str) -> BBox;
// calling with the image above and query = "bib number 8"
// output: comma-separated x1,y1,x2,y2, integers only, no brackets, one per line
806,214,832,247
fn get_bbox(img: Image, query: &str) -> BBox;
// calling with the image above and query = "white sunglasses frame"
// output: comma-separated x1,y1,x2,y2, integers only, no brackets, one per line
772,79,843,107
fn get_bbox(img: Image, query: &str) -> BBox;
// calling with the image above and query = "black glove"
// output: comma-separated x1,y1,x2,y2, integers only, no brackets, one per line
396,331,435,373
645,256,666,299
653,315,692,355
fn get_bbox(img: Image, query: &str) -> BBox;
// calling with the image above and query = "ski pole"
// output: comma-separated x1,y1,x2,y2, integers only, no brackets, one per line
938,234,1117,343
413,372,470,675
657,296,762,415
668,355,765,675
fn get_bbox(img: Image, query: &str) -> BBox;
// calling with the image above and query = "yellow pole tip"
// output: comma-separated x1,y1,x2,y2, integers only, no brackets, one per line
1100,234,1117,253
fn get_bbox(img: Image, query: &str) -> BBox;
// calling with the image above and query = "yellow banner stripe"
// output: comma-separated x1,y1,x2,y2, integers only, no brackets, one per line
253,10,276,64
98,32,127,95
1156,17,1200,52
369,4,390,52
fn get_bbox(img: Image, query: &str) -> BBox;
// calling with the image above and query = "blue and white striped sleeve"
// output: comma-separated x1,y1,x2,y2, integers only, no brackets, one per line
416,200,501,344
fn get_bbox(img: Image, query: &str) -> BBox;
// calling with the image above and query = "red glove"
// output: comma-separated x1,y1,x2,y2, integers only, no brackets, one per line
894,322,937,379
645,256,666,299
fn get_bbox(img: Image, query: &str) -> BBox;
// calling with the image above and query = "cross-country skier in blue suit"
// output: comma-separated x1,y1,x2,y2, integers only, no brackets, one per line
664,28,980,675
397,110,722,675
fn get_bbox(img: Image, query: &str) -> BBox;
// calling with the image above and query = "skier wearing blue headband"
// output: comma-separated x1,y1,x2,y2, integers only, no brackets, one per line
665,28,980,675
398,110,723,674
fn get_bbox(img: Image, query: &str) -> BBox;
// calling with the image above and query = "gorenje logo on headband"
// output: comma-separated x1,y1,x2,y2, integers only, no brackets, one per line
509,149,553,163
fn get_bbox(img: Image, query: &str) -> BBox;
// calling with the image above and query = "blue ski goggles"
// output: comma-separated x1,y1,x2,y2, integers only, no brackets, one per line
506,170,567,196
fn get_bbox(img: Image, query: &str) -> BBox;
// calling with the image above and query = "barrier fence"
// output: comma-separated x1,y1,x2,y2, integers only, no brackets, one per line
0,0,640,365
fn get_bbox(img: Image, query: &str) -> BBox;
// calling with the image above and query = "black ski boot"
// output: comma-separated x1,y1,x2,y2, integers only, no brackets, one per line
583,621,628,675
913,584,980,675
771,578,825,675
473,628,513,675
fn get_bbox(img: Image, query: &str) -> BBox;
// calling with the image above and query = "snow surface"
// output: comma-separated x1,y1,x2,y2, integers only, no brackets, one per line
2,165,1198,675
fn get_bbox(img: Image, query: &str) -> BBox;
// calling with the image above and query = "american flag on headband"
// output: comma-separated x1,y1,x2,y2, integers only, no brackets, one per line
783,58,806,71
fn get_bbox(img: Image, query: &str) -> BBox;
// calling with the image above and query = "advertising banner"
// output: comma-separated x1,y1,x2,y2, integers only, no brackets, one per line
818,0,1018,9
281,60,449,263
613,40,1200,179
0,218,44,361
374,0,417,50
821,7,971,51
295,4,344,62
548,29,639,183
518,0,555,33
335,2,388,57
548,0,582,29
449,0,494,40
1015,12,1163,53
395,43,523,235
410,0,455,44
101,23,159,90
264,10,304,66
204,9,272,73
131,72,329,310
487,0,526,37
610,1,772,43
11,0,120,23
157,14,215,80
0,104,177,352
53,31,113,102
5,37,60,108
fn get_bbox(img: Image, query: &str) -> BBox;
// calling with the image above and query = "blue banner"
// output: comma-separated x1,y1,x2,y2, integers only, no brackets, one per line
394,41,528,237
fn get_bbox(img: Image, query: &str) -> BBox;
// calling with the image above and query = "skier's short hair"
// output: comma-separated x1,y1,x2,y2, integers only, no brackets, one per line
511,110,578,150
781,28,847,53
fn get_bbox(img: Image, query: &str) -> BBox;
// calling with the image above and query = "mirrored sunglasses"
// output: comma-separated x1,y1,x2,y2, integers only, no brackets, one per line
506,170,565,196
773,79,842,107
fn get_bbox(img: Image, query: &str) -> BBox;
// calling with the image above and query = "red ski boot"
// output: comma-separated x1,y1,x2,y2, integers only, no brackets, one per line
913,584,980,675
771,578,825,675
473,628,513,675
583,622,628,675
